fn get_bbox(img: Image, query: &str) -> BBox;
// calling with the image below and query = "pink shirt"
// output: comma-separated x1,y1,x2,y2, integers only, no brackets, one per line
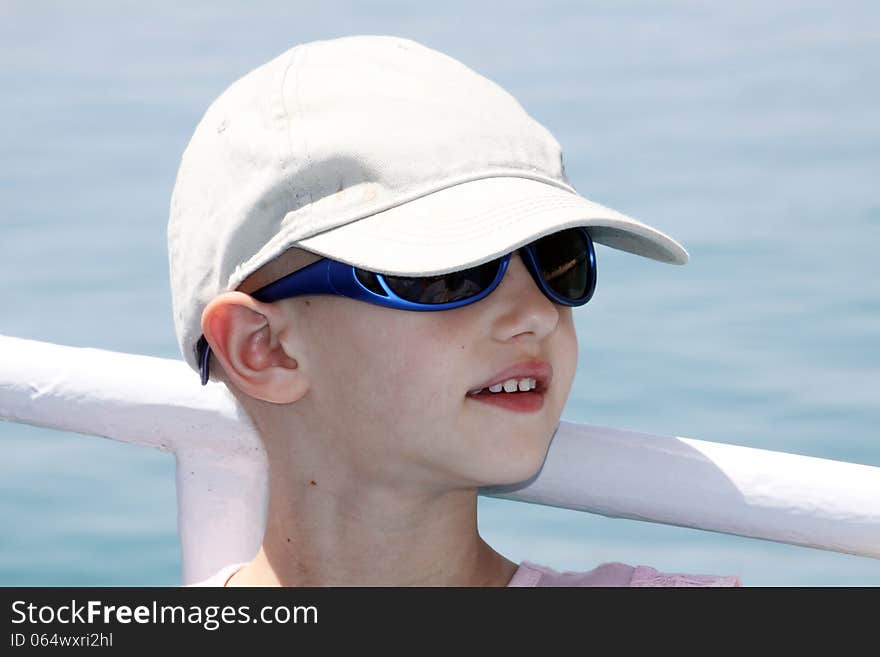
189,560,742,587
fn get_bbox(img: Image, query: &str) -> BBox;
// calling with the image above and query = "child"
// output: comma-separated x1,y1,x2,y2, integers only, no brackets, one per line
168,35,741,586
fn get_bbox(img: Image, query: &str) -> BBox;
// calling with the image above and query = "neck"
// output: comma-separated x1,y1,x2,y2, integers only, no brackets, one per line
228,480,518,587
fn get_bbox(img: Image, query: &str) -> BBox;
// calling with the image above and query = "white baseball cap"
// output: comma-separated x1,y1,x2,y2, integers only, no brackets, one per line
168,34,688,379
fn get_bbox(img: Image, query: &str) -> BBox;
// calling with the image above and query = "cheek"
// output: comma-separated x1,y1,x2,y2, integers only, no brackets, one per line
561,308,578,356
303,303,461,418
556,310,579,392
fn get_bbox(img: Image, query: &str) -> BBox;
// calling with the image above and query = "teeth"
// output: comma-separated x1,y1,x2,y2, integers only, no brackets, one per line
468,377,540,396
475,377,537,395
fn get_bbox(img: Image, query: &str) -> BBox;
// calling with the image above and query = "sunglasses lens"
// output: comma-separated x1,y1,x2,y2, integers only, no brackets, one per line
382,259,501,304
357,228,591,306
533,228,591,300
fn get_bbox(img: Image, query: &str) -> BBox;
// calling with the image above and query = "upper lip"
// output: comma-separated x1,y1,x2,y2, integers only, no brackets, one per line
467,359,553,395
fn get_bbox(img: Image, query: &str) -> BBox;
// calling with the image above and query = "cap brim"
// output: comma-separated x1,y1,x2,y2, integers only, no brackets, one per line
292,176,689,275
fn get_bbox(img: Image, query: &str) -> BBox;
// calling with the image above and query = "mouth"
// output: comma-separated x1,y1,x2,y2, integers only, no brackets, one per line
465,359,551,413
465,387,547,413
466,378,548,396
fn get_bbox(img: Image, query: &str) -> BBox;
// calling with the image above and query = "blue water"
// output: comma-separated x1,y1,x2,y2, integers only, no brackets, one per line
1,1,878,586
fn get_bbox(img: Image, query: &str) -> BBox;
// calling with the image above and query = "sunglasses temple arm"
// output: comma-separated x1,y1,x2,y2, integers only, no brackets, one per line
249,258,333,303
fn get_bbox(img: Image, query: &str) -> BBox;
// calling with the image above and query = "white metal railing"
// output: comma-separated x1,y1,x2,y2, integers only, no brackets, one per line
2,333,878,584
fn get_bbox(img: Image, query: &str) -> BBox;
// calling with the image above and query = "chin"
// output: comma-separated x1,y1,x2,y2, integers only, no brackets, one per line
467,430,553,487
485,455,547,487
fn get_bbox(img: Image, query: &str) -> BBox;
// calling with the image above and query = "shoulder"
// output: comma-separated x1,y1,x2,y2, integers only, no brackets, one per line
510,561,741,587
185,562,248,587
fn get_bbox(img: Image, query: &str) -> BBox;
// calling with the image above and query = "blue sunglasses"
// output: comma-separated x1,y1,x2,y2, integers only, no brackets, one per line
197,226,596,385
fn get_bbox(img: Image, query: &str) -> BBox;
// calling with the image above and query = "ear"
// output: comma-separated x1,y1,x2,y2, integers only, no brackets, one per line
200,292,307,403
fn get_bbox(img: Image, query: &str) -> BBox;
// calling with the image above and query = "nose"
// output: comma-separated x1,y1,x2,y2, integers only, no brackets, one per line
489,251,561,342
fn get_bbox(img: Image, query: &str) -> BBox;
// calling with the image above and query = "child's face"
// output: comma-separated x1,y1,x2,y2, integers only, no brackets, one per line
280,250,578,489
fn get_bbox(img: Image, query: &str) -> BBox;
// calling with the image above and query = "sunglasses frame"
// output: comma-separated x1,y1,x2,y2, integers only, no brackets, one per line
198,226,596,384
